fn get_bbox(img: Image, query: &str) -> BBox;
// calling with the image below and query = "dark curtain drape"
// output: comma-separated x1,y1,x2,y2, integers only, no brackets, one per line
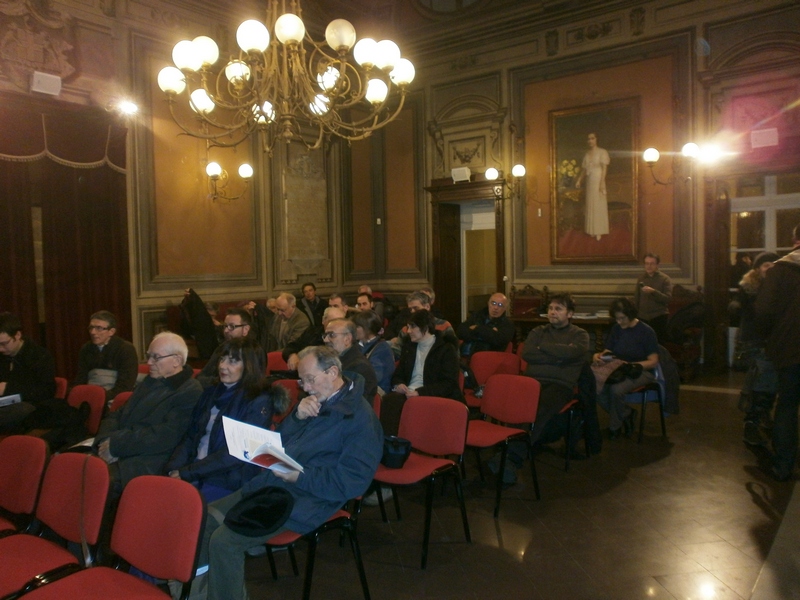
0,94,130,379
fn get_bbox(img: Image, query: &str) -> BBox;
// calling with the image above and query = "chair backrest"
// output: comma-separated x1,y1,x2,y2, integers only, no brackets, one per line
516,343,528,373
373,394,381,419
271,379,300,424
481,374,541,425
398,396,468,456
0,435,48,516
54,377,68,400
137,363,150,375
111,476,205,583
267,351,288,375
110,391,133,412
36,453,109,545
67,384,107,435
470,351,521,386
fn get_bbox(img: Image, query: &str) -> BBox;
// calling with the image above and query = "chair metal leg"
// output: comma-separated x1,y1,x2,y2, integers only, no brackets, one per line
564,409,573,472
529,440,541,500
474,448,485,481
345,519,372,600
301,534,318,600
658,390,667,438
289,546,299,576
494,444,508,518
391,485,402,520
376,485,389,523
638,395,647,444
453,467,471,543
421,477,436,569
266,546,278,580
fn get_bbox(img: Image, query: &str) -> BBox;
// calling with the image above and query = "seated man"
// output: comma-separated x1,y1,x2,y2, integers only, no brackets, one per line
389,291,454,357
283,306,346,370
198,308,263,387
355,292,374,312
457,292,514,359
200,345,383,600
358,285,385,319
299,282,326,327
268,293,310,352
0,312,56,431
324,317,379,403
93,331,202,497
328,292,348,311
73,310,138,403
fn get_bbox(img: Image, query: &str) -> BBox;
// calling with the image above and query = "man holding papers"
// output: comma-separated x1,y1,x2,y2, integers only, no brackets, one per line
201,345,383,600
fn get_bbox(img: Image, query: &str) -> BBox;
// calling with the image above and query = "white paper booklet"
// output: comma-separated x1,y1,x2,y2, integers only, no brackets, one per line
222,416,304,474
0,394,21,408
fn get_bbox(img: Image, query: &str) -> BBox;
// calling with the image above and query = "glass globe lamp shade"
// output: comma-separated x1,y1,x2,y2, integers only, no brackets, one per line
192,36,219,67
237,20,270,52
258,101,275,123
275,13,305,44
238,164,254,179
390,58,415,85
353,38,377,68
325,19,356,52
365,79,388,104
485,168,499,181
173,40,202,71
189,89,215,114
643,148,660,164
206,162,222,178
224,60,251,84
681,142,699,159
317,66,340,91
157,66,186,94
374,40,400,71
512,164,526,178
309,94,330,116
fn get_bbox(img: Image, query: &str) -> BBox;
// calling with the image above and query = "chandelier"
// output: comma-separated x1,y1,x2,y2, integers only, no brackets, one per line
156,0,416,154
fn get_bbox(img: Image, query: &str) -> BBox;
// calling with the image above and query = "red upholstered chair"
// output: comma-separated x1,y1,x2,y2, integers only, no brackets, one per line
267,351,289,375
109,391,133,413
0,436,48,535
466,374,541,518
272,379,300,425
463,351,521,409
137,363,150,375
18,476,205,600
66,384,106,435
372,396,471,569
0,453,109,598
265,509,371,600
372,394,381,419
516,342,528,373
53,377,68,400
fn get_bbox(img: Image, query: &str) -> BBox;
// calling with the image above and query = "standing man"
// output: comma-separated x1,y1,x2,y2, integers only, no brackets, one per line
73,310,138,403
197,308,261,386
94,332,202,496
635,253,673,343
299,282,326,327
457,292,514,359
324,318,379,403
268,293,310,352
0,312,56,431
756,223,800,481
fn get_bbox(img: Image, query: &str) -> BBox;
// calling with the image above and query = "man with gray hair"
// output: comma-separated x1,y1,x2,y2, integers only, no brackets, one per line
268,292,310,352
389,290,453,357
324,317,379,403
94,331,202,497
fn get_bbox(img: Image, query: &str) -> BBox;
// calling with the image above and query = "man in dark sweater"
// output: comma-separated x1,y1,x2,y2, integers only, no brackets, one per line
0,312,56,430
73,310,138,403
324,317,378,404
457,292,515,358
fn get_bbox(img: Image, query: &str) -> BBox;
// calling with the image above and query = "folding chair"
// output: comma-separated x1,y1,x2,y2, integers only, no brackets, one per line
372,395,471,569
466,374,541,517
0,436,48,535
464,351,521,409
66,385,106,435
0,453,109,598
16,476,206,600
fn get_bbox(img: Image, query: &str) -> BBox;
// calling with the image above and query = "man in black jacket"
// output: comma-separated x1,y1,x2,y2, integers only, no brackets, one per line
324,318,378,403
457,292,514,359
0,312,56,431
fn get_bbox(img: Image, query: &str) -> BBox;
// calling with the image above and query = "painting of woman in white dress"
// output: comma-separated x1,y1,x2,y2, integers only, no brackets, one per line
549,98,639,263
575,133,610,240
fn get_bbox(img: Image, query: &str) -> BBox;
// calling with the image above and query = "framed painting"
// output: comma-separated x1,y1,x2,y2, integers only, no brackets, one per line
550,97,639,262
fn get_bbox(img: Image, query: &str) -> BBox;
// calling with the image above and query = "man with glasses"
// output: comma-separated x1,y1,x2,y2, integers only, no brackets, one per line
268,293,310,352
73,310,138,403
457,292,514,359
200,345,383,600
198,308,262,387
0,312,56,431
94,331,202,497
324,318,378,404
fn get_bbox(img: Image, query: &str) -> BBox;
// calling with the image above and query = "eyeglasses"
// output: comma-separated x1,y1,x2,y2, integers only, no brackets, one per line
490,301,505,308
223,323,247,332
298,368,330,386
0,338,14,348
146,353,178,362
88,325,111,332
322,331,348,339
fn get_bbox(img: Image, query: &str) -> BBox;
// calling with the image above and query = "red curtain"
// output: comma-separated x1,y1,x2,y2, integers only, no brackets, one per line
0,94,130,379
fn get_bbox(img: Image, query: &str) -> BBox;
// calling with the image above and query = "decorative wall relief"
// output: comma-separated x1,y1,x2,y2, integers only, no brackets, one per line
630,7,645,36
0,0,76,90
566,20,620,47
449,136,484,168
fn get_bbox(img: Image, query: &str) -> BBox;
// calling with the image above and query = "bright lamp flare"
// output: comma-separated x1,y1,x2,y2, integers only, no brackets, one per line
237,20,269,52
206,161,222,178
390,59,415,85
682,142,700,158
365,79,388,104
643,148,661,164
374,40,400,71
225,60,251,84
309,94,329,115
317,66,340,91
485,168,499,181
190,89,215,114
512,164,526,178
238,164,254,179
325,19,356,51
353,38,377,67
173,40,202,71
275,13,305,44
193,36,219,66
157,66,185,94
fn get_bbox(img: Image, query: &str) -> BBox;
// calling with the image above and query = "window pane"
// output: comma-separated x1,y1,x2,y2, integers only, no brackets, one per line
731,211,764,249
777,208,800,249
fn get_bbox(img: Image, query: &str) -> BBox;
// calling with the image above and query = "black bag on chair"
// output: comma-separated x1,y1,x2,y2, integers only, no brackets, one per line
606,362,644,385
381,435,411,469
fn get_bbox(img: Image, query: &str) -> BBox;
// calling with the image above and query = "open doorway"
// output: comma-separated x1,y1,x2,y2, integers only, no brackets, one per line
462,201,496,322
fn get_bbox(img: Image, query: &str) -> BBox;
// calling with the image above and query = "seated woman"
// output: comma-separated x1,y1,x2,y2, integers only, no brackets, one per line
352,309,395,396
164,337,289,502
593,297,659,439
380,309,463,436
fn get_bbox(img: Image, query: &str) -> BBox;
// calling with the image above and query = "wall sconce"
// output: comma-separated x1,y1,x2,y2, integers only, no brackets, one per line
485,164,526,199
206,162,252,203
642,143,699,185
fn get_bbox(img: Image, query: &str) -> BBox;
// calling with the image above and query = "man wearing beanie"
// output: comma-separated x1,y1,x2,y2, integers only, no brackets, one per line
756,224,800,481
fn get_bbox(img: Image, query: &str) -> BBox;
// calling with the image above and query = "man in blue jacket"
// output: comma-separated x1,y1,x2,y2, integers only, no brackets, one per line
202,345,383,600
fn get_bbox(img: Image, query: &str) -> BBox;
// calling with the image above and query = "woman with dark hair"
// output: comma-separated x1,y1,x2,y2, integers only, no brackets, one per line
352,310,395,395
593,297,659,439
379,309,462,436
165,337,289,502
